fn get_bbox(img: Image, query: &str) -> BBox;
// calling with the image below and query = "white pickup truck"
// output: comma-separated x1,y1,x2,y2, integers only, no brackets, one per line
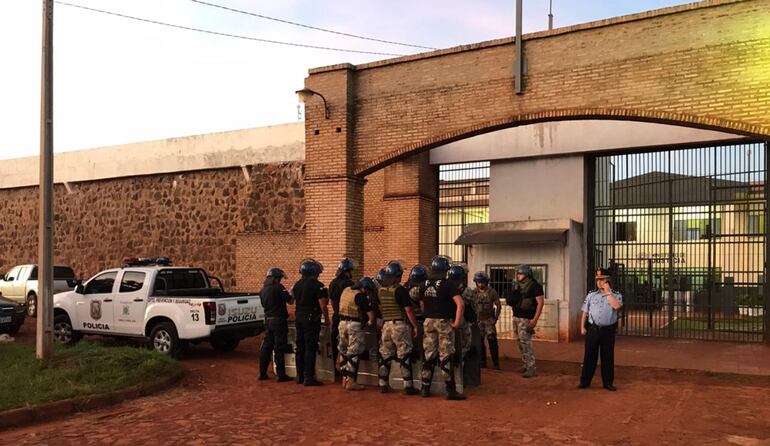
52,260,265,358
0,264,78,317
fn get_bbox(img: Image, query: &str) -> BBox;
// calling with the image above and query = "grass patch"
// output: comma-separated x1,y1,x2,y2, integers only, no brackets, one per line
0,341,180,411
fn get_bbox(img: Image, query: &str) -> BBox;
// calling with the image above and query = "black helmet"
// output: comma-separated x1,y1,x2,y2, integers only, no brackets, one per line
384,260,404,277
337,258,356,273
266,267,286,279
473,271,489,284
409,265,428,283
516,265,534,278
299,259,323,277
358,276,378,293
430,255,452,273
447,264,467,281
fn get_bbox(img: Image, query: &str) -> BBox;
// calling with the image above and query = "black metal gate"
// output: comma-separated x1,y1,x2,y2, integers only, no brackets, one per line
590,141,769,342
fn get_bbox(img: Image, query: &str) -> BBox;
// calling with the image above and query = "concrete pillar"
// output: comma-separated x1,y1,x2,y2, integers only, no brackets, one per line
382,152,438,268
303,65,365,282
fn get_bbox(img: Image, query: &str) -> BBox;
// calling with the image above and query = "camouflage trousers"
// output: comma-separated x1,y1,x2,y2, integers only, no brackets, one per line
459,321,472,359
477,318,498,339
378,321,414,388
514,317,536,370
421,318,456,386
338,320,367,378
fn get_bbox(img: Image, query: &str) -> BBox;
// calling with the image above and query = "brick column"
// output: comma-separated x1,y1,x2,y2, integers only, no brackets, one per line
303,65,365,283
382,151,438,268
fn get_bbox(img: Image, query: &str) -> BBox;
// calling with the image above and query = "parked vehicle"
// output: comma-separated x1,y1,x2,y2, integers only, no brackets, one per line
52,257,265,358
0,294,26,335
0,265,78,317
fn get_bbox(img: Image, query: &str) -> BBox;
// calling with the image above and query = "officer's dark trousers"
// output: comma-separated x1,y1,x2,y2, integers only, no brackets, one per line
580,323,617,387
259,317,289,378
295,314,321,381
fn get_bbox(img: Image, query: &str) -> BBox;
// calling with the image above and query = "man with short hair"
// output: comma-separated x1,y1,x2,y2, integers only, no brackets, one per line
579,268,623,391
505,265,544,378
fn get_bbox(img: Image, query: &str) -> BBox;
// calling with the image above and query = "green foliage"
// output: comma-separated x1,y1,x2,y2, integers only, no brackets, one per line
0,341,180,411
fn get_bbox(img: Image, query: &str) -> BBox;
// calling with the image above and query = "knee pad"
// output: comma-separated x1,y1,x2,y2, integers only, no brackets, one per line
439,356,453,376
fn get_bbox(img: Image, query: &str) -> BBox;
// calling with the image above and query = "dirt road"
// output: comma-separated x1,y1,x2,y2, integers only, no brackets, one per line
3,323,770,445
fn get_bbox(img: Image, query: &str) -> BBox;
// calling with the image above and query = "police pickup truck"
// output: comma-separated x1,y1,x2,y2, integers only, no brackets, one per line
52,257,265,358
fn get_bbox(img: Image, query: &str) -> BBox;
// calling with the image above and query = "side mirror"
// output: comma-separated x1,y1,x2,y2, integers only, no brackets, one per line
75,284,85,294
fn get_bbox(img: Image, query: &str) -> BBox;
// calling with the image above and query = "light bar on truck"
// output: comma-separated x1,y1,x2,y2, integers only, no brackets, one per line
121,256,173,267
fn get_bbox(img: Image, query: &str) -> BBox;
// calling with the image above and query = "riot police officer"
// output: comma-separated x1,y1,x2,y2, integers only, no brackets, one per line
377,261,420,395
470,271,501,369
291,259,330,386
505,265,545,378
420,256,466,401
337,276,377,391
258,267,294,382
407,265,428,321
329,258,356,374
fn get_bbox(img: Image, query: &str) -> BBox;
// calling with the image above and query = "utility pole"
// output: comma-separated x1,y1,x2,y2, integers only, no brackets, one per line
548,0,554,30
37,0,54,360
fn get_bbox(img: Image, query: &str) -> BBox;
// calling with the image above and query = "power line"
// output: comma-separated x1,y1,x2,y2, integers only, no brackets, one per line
190,0,438,51
54,1,406,57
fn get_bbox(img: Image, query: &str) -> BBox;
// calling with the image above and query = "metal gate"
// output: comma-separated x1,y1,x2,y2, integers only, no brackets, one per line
590,142,768,342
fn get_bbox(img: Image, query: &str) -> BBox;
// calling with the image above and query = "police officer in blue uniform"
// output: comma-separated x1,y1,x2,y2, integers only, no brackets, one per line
579,268,623,391
258,267,294,382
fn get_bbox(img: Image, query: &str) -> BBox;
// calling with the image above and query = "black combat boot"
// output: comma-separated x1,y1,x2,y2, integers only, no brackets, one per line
445,380,466,401
421,384,431,398
488,336,501,370
403,386,419,396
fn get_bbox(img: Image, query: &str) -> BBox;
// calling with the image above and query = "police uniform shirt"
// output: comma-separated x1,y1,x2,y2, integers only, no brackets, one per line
394,287,411,310
422,280,461,320
259,283,291,319
581,290,623,327
292,278,329,317
329,276,355,315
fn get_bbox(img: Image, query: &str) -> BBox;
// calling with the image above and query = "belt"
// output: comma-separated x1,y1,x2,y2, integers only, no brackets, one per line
588,322,617,329
340,316,361,322
384,319,406,323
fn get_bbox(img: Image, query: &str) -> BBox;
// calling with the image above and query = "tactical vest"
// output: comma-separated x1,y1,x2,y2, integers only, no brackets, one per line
379,286,406,321
338,287,360,319
475,288,496,319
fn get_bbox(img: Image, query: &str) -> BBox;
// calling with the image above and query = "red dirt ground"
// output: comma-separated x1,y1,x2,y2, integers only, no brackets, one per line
3,322,770,445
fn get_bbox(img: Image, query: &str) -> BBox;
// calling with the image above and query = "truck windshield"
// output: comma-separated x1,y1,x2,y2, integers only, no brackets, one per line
29,266,76,280
154,269,209,291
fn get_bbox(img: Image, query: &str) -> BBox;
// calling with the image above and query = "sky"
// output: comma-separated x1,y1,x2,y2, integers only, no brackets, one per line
0,0,697,161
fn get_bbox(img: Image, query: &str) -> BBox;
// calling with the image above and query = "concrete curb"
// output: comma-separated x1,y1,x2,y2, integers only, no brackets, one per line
0,370,183,431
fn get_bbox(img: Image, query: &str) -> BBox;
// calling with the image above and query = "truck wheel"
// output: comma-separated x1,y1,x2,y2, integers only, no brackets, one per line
53,314,82,345
27,292,37,318
150,322,181,359
211,337,240,353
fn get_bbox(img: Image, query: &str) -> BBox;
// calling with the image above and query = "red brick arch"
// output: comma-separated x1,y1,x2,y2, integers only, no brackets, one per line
355,108,769,177
300,0,770,278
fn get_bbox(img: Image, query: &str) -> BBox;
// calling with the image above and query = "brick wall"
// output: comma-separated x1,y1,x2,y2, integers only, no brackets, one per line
235,231,306,292
330,0,770,175
0,162,305,289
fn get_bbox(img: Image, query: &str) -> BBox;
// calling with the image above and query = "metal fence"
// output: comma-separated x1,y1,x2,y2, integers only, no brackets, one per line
438,162,490,264
590,142,769,342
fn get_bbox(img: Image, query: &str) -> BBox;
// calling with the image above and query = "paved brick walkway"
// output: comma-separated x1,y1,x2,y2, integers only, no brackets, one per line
500,336,770,376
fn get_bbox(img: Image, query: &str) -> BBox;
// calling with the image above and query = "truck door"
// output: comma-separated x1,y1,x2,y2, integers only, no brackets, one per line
0,266,22,301
114,270,147,335
77,271,117,333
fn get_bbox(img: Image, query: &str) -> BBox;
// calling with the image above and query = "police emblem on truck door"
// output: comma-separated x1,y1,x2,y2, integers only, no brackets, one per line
90,300,102,320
